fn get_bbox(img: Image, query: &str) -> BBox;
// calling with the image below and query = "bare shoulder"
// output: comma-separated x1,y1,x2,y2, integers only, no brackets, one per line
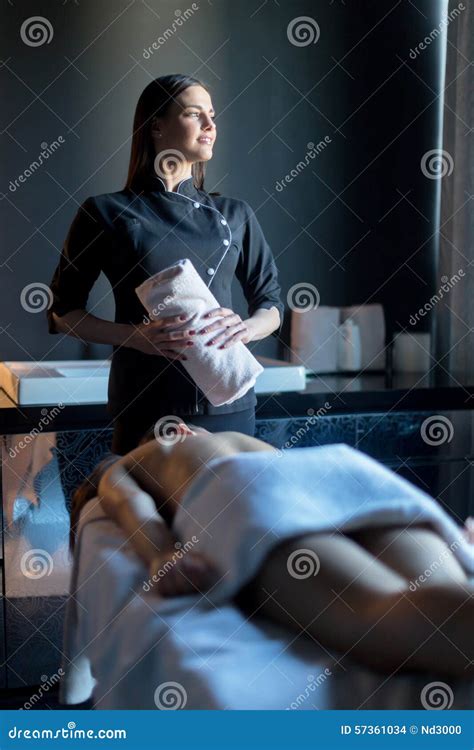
117,431,274,482
211,431,276,453
120,438,171,468
117,439,173,494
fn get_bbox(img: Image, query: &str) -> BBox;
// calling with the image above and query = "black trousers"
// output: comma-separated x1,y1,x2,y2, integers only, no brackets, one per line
111,406,256,455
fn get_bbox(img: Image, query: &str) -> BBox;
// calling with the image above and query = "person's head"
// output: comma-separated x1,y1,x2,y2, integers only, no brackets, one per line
68,422,210,555
69,452,120,555
125,74,216,192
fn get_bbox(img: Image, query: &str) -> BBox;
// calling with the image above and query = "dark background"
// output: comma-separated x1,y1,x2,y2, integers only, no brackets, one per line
0,0,446,362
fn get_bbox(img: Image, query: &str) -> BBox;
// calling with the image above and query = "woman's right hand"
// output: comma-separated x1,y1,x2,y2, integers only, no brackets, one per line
129,313,197,360
149,550,218,597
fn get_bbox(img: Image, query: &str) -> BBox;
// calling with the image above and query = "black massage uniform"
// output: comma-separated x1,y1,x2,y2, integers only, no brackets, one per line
47,173,284,447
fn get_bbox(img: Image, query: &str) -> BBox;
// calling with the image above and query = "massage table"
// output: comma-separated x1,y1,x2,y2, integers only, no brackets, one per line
60,498,474,710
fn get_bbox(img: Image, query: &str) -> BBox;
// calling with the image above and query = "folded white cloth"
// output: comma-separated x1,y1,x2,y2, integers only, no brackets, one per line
173,444,474,604
135,259,263,406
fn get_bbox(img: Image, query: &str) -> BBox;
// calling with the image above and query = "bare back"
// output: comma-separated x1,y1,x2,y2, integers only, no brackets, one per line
121,431,276,518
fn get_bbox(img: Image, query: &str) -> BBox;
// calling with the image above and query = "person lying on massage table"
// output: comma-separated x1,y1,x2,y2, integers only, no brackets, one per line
70,423,474,678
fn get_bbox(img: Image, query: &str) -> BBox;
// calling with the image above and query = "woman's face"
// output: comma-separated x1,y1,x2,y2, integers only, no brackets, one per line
152,85,216,167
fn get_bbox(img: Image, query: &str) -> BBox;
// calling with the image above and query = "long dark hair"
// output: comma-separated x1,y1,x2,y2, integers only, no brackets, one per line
125,73,216,194
69,452,120,555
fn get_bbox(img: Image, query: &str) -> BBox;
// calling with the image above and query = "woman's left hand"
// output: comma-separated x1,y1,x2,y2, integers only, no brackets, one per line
198,307,253,348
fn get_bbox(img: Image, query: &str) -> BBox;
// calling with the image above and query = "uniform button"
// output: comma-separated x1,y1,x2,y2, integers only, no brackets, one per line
223,239,230,246
207,267,215,276
220,218,227,225
193,202,200,208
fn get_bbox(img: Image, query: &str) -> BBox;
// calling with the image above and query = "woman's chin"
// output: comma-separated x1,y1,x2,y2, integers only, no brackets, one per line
193,146,213,161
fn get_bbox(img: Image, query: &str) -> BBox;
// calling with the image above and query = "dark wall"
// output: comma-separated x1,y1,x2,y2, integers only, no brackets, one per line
0,0,448,364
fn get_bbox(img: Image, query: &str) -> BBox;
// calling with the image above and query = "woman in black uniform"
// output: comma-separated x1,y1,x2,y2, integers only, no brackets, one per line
47,74,284,454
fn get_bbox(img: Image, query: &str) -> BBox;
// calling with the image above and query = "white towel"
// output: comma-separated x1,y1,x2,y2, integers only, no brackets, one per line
135,259,263,406
173,444,474,604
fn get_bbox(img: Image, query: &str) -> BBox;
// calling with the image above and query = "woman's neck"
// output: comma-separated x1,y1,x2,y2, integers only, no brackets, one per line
157,171,193,192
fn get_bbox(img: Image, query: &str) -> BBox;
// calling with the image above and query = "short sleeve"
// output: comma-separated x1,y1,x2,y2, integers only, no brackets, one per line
46,197,105,334
235,201,285,338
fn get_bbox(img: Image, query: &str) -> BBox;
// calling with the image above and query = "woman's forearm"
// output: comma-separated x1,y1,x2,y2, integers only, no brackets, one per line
244,306,281,342
98,462,175,566
52,309,135,348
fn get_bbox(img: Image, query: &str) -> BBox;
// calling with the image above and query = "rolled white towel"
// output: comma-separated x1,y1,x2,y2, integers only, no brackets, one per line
135,259,264,406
